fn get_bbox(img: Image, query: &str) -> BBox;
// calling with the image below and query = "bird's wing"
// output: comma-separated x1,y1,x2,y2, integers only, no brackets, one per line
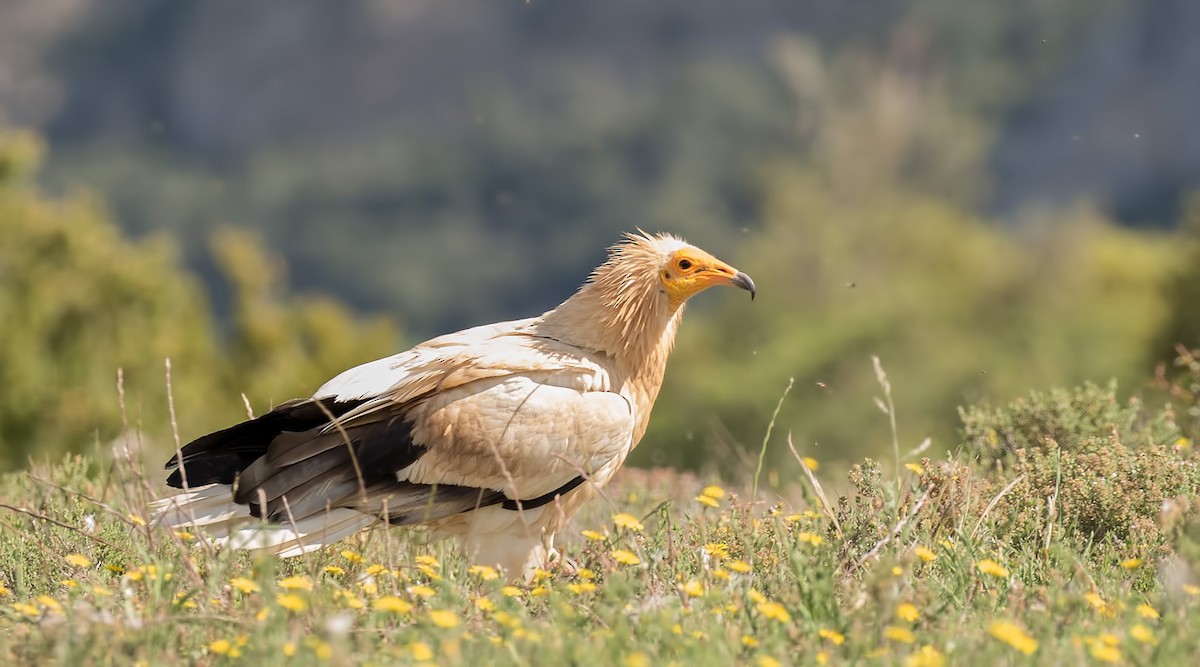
189,318,634,525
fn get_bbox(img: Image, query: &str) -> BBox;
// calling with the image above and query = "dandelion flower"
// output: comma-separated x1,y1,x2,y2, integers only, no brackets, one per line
975,559,1009,578
682,580,704,598
905,463,924,475
612,513,645,532
757,602,791,623
701,485,726,499
410,642,434,661
988,620,1037,655
1121,558,1142,570
818,628,845,645
567,582,597,594
323,565,345,576
469,565,499,581
914,546,937,562
885,626,916,644
429,609,460,628
340,550,363,563
695,494,720,508
797,532,823,547
276,594,307,612
409,585,436,599
611,549,641,566
757,658,782,667
896,603,920,623
1130,624,1156,645
1088,641,1120,663
373,596,413,614
582,529,606,541
64,554,93,568
624,652,651,667
209,639,233,655
905,646,946,667
277,576,313,591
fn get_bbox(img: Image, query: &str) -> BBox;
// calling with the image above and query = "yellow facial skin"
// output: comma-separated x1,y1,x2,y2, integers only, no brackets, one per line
661,248,756,310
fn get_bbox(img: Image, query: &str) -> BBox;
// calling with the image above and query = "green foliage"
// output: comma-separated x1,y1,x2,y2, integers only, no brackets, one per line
1152,195,1200,362
0,126,399,469
960,381,1183,463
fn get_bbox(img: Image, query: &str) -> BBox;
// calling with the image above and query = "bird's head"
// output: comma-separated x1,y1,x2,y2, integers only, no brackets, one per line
610,232,755,311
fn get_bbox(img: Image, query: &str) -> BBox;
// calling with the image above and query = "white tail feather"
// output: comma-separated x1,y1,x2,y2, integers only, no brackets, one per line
152,484,377,557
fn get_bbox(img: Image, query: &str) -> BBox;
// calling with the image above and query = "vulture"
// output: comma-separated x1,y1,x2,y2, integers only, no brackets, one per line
153,232,755,576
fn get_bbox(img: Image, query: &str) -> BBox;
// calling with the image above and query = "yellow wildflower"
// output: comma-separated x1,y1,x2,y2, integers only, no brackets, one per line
757,658,782,667
373,596,413,613
802,457,820,471
323,565,345,576
741,635,758,647
905,646,946,667
577,568,596,579
1121,558,1143,569
914,546,937,562
415,555,439,568
282,643,296,657
896,603,920,623
313,641,332,660
1130,624,1156,645
748,589,767,604
885,626,915,644
1136,603,1159,620
758,602,791,623
612,513,645,532
567,582,597,594
704,542,730,558
611,549,641,566
127,513,147,526
701,485,726,499
409,584,436,599
64,554,93,568
728,560,752,574
429,609,460,628
475,597,495,611
681,580,704,597
892,566,904,577
340,550,363,563
13,602,40,616
624,652,651,667
91,585,112,597
582,529,606,541
275,594,307,612
229,575,260,592
818,628,845,645
816,651,829,664
695,494,720,508
209,639,233,655
975,559,1009,578
1088,641,1121,663
277,576,313,591
410,642,434,661
797,532,823,546
988,620,1037,655
469,565,499,581
905,463,924,475
501,586,523,597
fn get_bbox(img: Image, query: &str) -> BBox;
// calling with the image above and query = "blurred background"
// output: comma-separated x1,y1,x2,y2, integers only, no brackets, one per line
2,0,1199,475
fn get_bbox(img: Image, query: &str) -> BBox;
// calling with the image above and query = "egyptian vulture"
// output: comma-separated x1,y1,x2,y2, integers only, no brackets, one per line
154,232,755,576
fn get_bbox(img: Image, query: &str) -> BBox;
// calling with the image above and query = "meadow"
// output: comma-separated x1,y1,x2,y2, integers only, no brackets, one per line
2,367,1199,666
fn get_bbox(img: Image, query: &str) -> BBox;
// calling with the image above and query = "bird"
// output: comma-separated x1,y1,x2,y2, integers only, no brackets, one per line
153,232,755,577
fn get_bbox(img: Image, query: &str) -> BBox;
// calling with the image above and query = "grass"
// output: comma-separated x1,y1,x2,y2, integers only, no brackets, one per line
1,378,1199,665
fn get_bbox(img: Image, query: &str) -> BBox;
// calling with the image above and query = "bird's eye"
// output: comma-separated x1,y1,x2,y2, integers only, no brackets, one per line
678,259,692,270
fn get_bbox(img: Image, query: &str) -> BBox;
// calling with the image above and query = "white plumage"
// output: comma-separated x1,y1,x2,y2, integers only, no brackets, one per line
153,232,754,576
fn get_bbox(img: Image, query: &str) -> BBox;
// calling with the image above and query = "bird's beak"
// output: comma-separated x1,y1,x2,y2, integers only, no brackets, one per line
731,271,756,300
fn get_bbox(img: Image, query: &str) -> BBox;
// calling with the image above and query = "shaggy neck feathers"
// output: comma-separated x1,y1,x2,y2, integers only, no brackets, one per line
537,234,685,388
